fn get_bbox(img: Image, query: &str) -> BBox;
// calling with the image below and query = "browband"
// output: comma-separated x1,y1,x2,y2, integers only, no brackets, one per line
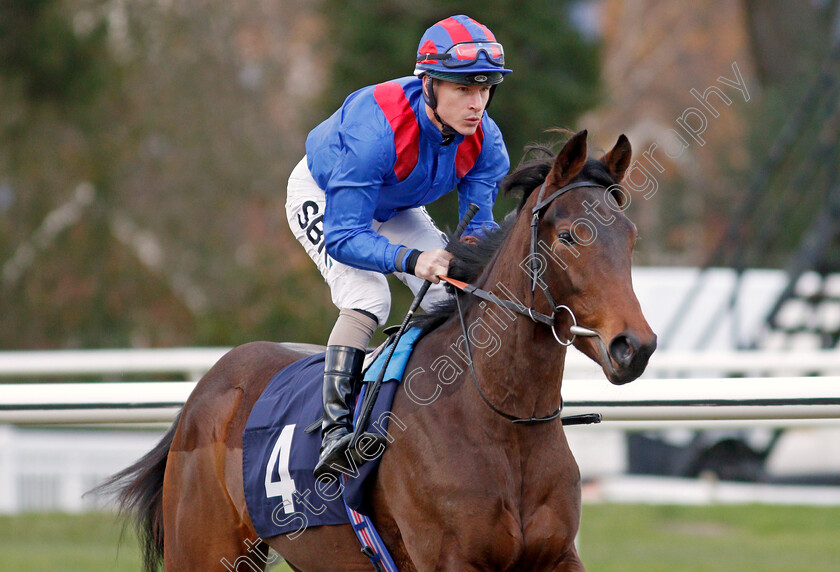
532,180,606,214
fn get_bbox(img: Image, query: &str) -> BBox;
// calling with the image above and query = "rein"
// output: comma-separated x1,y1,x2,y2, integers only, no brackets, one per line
439,179,606,425
453,292,562,425
439,275,596,346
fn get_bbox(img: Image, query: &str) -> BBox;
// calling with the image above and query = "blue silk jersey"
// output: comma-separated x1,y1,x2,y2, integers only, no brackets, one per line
305,76,510,274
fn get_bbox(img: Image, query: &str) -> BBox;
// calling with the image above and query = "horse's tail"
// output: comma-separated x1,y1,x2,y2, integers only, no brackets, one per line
91,411,181,572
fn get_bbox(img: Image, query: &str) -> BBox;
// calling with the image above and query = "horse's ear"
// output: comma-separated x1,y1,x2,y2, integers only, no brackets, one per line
603,134,632,183
546,129,588,188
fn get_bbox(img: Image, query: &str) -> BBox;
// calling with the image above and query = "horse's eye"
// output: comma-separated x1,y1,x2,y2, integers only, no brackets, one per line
558,231,575,245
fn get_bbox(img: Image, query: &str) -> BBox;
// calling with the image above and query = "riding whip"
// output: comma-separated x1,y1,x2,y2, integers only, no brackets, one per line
351,203,480,447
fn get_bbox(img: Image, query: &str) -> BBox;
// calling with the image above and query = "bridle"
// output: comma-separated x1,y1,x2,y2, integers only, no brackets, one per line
528,179,607,343
440,179,606,425
443,179,606,343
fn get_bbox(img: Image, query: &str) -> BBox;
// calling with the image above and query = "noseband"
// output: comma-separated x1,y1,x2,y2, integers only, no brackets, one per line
441,179,607,424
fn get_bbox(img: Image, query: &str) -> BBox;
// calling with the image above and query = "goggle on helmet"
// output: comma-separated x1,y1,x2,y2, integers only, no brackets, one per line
414,15,512,86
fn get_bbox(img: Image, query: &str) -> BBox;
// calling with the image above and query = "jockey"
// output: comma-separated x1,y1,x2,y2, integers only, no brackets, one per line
285,15,512,478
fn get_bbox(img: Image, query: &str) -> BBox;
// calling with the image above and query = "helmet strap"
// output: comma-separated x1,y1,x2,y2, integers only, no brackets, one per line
422,74,437,108
486,84,498,111
423,75,459,145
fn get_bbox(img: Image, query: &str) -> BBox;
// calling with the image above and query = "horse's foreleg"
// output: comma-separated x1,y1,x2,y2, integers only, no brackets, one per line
163,446,266,571
554,545,586,572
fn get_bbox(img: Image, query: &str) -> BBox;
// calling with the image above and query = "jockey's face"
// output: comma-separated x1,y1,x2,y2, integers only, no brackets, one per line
425,78,491,136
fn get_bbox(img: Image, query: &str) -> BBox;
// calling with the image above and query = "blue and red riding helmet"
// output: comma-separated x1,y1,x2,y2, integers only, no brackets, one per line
414,15,513,87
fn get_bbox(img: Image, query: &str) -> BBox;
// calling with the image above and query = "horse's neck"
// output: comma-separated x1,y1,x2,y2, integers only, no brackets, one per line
453,216,569,420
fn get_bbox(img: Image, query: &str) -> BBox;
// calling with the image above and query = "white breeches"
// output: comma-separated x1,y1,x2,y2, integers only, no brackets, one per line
285,157,450,325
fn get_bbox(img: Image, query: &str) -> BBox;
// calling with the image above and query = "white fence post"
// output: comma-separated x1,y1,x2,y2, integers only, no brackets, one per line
0,425,16,513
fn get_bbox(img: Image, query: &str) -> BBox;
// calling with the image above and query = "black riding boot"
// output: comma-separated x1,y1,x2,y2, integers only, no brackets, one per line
313,346,385,478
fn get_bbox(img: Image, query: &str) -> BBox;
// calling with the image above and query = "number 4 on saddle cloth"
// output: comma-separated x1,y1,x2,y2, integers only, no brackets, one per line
242,328,423,567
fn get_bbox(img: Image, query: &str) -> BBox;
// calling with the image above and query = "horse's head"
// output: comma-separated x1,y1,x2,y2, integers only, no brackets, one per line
525,129,656,384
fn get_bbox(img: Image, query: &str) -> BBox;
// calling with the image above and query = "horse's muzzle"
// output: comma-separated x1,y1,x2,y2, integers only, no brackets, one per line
605,331,657,385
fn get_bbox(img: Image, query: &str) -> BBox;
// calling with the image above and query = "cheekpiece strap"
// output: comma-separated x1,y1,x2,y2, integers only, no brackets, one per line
528,180,606,294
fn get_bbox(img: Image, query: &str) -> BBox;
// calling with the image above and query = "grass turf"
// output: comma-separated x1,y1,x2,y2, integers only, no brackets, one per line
1,504,838,571
579,503,840,571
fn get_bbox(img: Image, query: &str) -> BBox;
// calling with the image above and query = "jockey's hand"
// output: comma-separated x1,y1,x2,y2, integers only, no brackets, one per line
460,235,479,245
414,249,454,283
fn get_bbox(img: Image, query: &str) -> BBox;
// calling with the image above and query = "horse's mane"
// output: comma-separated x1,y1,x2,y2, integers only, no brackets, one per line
410,140,619,334
409,220,513,332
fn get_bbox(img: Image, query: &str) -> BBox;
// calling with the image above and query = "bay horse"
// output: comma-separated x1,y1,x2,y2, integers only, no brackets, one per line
103,129,656,571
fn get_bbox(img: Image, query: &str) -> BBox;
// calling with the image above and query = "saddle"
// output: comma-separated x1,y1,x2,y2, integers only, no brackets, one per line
241,327,422,542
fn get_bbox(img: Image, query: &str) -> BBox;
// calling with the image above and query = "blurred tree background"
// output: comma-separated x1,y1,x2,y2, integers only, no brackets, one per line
0,0,837,349
0,0,598,349
1,0,335,348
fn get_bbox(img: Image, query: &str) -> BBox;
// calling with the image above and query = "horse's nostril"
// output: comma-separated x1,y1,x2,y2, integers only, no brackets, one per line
609,334,636,368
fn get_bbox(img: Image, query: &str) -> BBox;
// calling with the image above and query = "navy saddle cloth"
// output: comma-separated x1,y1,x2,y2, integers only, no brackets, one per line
242,328,422,539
